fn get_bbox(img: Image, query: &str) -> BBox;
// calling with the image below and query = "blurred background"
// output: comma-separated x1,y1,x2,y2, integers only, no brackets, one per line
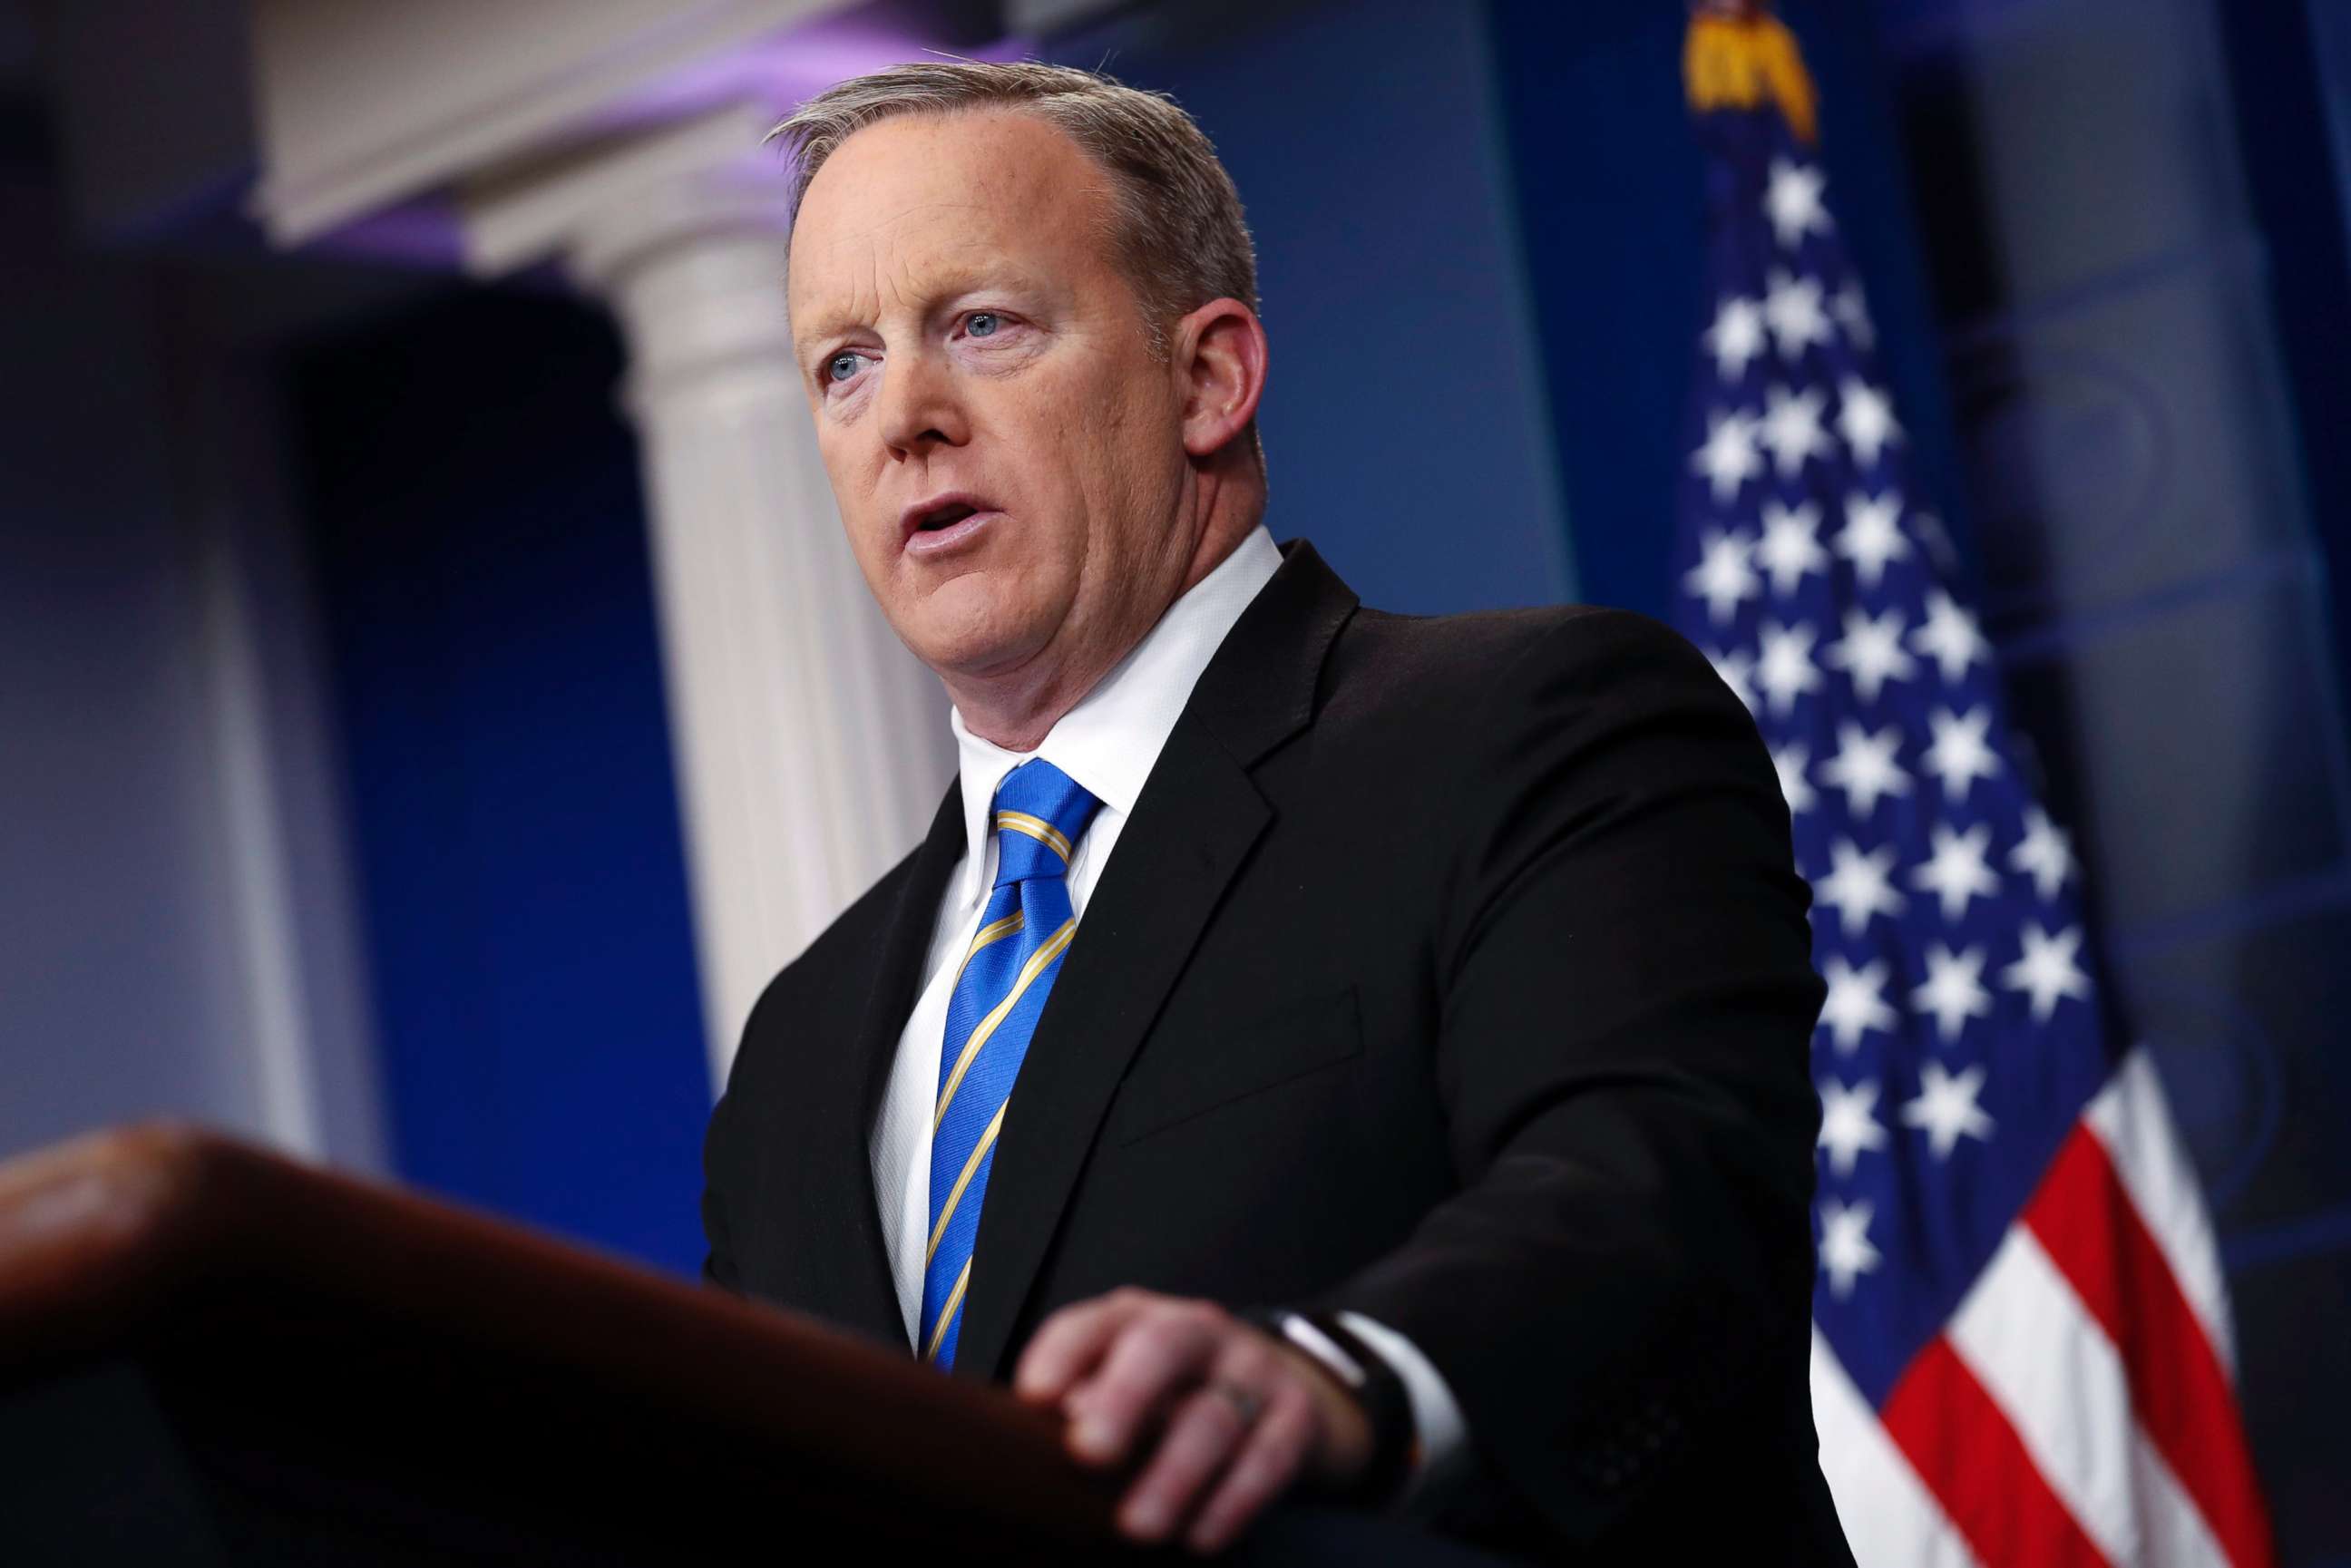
3,0,2348,1557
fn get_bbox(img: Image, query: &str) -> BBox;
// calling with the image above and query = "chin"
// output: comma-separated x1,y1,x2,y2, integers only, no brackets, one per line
896,581,1053,682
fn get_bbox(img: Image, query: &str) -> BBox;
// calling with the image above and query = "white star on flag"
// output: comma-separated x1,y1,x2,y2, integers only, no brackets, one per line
1823,605,1917,703
1834,490,1911,589
2011,805,2077,901
2003,921,2092,1021
1836,378,1904,467
1754,619,1824,715
1683,526,1761,623
1830,282,1874,351
1764,268,1834,359
1911,942,1994,1043
1911,588,1991,684
1912,822,2001,923
1814,839,1906,937
1819,720,1911,817
1761,385,1834,476
1819,1197,1881,1299
1755,501,1829,597
1819,1077,1889,1176
1901,1060,1995,1159
1765,157,1832,248
1692,410,1764,502
1707,648,1758,715
1923,705,2003,801
1817,954,1898,1054
1771,742,1816,816
1704,295,1769,382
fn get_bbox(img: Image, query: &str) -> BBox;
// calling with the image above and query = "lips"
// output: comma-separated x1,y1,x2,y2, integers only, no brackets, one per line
901,492,1000,557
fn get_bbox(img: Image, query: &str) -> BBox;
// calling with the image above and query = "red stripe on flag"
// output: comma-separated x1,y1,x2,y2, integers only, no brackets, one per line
2024,1125,2276,1568
1882,1335,2112,1568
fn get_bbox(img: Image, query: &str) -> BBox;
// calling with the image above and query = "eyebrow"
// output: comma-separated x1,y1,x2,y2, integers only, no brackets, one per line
790,259,1063,354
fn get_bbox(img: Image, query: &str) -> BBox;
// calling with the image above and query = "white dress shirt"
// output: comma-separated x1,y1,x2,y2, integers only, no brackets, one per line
867,524,1467,1489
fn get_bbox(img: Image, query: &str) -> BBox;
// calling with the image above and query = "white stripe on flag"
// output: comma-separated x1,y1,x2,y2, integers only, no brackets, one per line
2133,1435,2235,1568
1810,1328,1978,1568
1947,1225,2229,1568
2085,1048,2238,1377
1949,1227,2133,1562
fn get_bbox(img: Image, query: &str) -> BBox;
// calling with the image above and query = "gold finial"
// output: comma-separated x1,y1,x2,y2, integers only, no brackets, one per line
1684,2,1819,144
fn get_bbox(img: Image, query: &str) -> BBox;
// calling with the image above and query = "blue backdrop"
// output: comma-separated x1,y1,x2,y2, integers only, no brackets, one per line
291,285,710,1277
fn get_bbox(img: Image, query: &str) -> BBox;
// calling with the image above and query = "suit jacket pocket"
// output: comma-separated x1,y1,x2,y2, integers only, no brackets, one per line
1107,987,1363,1147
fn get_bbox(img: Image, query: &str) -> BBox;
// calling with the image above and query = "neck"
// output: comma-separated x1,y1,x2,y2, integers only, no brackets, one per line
947,482,1262,752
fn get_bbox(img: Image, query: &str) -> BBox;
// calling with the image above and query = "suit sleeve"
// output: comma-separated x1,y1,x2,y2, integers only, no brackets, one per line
1305,609,1824,1543
700,1081,744,1292
701,980,781,1295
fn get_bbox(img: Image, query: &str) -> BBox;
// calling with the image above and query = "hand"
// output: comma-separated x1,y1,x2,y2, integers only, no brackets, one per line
1013,1288,1375,1553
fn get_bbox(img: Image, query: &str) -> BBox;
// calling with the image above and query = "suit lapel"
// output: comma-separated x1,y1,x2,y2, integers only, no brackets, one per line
788,781,963,1349
954,541,1360,1379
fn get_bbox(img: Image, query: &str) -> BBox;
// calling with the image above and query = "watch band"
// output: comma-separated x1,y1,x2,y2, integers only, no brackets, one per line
1244,1307,1418,1507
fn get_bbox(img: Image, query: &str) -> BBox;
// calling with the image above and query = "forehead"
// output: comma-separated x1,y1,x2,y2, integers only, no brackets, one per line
787,109,1118,328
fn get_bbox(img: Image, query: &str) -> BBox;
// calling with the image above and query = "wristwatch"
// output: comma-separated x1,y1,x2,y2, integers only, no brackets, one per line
1244,1307,1419,1507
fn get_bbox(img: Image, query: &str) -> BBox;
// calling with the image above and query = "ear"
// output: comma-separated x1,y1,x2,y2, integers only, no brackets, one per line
1172,298,1269,460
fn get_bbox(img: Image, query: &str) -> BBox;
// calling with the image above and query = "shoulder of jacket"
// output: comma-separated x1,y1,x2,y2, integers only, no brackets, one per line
1331,601,1712,714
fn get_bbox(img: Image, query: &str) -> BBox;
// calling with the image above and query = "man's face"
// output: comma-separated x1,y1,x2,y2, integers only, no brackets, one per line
788,110,1196,685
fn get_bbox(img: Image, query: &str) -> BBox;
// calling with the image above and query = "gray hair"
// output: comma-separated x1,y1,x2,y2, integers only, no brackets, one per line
768,61,1258,359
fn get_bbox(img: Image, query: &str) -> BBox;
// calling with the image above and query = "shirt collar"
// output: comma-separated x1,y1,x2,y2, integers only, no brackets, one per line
948,525,1283,903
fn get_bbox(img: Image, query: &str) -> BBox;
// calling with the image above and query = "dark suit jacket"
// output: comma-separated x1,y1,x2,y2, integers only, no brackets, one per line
701,541,1854,1563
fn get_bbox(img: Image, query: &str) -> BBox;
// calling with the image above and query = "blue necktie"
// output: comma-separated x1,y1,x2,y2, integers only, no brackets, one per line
921,758,1101,1368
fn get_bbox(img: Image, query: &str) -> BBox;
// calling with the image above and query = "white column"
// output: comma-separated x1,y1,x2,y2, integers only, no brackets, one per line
567,163,953,1090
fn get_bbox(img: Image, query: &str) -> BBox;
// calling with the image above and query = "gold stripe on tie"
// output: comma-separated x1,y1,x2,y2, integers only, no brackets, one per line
954,910,1026,988
933,918,1078,1132
925,1257,972,1362
994,809,1075,863
927,1101,1009,1267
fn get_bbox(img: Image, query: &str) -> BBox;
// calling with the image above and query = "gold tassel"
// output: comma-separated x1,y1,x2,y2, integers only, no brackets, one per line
1684,10,1819,144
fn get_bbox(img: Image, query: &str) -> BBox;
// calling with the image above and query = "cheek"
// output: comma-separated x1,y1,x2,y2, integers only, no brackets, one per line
815,420,881,511
812,429,895,576
1040,366,1155,498
1084,382,1182,511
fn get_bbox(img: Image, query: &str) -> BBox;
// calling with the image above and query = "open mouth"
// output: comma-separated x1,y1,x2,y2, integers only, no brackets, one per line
912,501,979,533
902,495,999,555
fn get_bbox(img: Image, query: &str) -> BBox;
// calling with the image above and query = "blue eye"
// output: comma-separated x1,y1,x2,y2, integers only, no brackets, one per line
966,312,1000,338
826,351,862,383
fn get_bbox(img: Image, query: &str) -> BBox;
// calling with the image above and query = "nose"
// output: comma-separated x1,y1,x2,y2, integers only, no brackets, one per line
876,346,969,459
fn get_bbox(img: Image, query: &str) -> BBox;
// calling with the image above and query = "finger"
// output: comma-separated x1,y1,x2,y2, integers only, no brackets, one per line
1185,1385,1319,1553
1063,1302,1224,1465
1115,1383,1254,1543
1109,1330,1282,1542
1014,1289,1150,1404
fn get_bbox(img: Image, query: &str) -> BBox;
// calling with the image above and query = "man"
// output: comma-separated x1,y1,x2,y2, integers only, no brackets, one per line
699,61,1851,1563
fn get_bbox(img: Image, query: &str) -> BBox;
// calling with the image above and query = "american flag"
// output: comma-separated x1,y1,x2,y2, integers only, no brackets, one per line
1673,15,2273,1566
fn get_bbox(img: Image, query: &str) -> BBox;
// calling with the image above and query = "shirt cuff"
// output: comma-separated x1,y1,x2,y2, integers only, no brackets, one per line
1260,1307,1458,1514
1330,1311,1470,1507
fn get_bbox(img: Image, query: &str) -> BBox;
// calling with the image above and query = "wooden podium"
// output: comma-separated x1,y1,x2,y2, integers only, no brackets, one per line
0,1123,1131,1563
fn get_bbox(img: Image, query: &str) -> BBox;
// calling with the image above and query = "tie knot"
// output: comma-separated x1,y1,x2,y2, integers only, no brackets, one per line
990,758,1099,888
